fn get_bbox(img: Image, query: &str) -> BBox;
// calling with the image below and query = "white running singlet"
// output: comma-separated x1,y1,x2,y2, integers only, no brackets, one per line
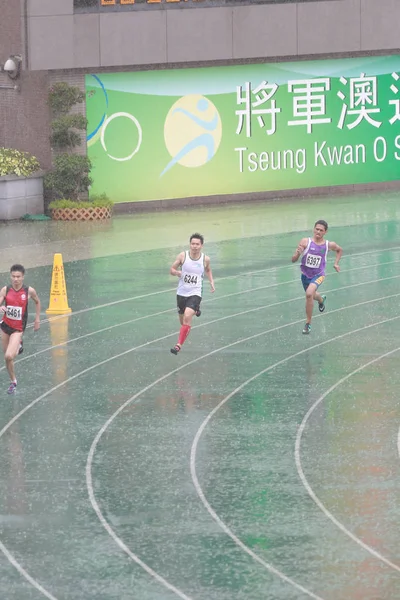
177,251,205,298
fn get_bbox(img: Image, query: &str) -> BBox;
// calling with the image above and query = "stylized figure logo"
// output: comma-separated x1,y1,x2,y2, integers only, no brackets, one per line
162,95,222,176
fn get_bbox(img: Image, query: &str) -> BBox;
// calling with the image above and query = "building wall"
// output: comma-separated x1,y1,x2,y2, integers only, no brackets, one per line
27,0,400,71
0,0,51,169
0,71,52,170
0,0,22,56
3,0,400,203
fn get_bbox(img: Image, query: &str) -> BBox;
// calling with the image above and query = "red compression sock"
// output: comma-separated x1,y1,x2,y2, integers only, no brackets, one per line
178,324,191,346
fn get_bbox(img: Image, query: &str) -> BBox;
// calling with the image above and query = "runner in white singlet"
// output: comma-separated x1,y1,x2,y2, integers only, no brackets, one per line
169,233,215,355
176,251,205,298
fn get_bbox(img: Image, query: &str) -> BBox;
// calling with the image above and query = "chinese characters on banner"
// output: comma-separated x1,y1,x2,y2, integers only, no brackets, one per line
236,73,400,138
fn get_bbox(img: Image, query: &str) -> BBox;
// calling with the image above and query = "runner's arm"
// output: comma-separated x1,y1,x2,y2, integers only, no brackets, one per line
291,238,308,263
170,252,185,277
204,256,215,293
328,241,342,272
28,287,41,330
0,286,6,314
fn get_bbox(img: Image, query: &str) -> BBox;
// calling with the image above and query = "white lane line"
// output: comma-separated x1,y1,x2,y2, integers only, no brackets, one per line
86,447,193,600
2,292,400,600
295,349,400,573
24,248,400,331
7,268,400,376
0,540,58,600
398,426,400,461
0,238,398,600
85,296,400,600
190,315,400,597
3,290,400,440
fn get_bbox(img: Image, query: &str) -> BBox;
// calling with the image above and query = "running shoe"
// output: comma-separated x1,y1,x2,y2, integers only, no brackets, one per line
170,345,181,355
195,309,201,317
302,323,311,335
7,381,17,394
318,295,326,313
18,340,23,355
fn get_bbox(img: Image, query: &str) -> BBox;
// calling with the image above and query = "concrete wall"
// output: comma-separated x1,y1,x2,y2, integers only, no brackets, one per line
0,0,51,169
27,0,400,71
0,175,44,220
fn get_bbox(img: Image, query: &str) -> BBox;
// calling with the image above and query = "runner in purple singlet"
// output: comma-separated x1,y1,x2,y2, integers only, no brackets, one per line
291,220,342,335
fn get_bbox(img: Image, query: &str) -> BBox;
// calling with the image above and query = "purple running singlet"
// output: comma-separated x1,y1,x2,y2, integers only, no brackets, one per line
300,238,328,279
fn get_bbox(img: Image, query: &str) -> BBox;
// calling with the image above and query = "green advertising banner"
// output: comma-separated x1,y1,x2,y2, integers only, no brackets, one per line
85,56,400,203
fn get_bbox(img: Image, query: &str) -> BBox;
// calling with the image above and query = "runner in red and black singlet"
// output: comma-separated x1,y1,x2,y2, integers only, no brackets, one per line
0,264,41,394
2,285,29,333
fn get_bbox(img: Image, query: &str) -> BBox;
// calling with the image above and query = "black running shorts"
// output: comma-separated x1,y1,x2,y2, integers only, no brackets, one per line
0,321,21,336
176,295,202,315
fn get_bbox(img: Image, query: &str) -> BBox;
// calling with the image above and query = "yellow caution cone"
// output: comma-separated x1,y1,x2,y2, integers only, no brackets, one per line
46,253,72,315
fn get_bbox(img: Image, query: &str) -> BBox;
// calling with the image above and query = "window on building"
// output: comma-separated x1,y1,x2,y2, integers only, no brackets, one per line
73,0,325,9
74,0,98,8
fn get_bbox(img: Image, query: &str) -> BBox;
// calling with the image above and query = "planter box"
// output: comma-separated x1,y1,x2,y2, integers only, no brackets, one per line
51,206,112,221
0,173,44,220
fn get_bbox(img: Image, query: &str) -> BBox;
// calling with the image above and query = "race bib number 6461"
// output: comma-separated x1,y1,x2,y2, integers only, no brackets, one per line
6,305,22,320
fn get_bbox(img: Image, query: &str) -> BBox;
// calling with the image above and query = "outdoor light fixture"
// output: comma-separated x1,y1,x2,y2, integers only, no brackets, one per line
1,55,22,80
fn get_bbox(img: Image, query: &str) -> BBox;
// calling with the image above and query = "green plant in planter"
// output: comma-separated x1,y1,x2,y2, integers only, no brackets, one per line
49,82,87,150
48,82,85,116
51,114,87,149
49,194,113,210
45,81,90,203
45,154,92,201
0,148,40,177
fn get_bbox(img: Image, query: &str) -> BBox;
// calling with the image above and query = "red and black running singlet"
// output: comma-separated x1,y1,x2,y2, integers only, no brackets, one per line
3,286,29,332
